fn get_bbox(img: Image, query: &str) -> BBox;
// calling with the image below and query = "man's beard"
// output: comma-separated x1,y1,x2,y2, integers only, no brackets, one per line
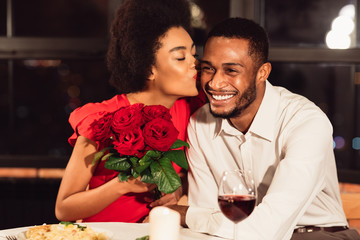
208,80,257,119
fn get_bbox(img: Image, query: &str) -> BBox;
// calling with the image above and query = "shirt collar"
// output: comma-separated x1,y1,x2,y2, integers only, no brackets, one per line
213,80,279,141
248,80,279,142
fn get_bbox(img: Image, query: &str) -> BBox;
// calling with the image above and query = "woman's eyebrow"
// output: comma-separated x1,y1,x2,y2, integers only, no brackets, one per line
169,46,186,52
169,42,195,52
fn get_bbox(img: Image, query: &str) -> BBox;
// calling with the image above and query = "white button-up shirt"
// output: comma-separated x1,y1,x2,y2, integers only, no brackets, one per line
185,81,347,240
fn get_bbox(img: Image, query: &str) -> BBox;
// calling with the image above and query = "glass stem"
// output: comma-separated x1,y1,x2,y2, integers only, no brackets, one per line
234,223,237,240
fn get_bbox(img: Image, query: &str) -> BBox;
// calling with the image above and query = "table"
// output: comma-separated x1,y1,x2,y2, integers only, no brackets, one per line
0,222,228,240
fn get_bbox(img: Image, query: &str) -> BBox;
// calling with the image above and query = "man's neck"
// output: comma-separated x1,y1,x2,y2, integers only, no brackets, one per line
229,84,266,133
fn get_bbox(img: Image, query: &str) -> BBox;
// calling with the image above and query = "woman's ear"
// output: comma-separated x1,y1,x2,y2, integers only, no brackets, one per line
256,62,272,83
148,66,157,81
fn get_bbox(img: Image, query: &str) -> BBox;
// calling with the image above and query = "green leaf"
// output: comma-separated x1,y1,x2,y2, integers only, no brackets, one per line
92,147,112,165
104,156,131,171
75,224,87,231
101,152,116,161
170,139,189,149
163,150,188,170
150,157,181,194
131,168,139,179
59,222,86,231
134,151,161,174
145,150,162,159
136,236,149,240
118,172,130,182
60,221,75,226
129,157,139,166
140,168,155,184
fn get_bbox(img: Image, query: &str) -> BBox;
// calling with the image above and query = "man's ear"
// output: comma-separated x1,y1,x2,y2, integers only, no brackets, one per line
256,62,272,83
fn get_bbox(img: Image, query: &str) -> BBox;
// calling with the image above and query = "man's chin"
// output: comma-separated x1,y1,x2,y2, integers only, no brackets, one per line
209,106,232,118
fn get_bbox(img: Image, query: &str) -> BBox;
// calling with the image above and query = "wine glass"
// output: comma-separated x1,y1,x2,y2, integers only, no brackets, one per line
218,169,256,240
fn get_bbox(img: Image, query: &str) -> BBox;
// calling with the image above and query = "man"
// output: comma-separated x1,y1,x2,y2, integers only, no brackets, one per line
168,18,360,240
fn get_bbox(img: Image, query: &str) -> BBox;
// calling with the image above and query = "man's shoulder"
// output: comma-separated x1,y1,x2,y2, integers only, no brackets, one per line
273,85,331,130
274,86,325,116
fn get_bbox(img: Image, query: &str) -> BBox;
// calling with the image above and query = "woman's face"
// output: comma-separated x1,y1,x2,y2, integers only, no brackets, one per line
150,27,198,99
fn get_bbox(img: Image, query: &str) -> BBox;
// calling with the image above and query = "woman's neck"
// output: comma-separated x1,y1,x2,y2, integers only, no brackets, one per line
126,91,177,109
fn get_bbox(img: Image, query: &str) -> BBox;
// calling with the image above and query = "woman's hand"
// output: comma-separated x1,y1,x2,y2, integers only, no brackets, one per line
121,177,156,194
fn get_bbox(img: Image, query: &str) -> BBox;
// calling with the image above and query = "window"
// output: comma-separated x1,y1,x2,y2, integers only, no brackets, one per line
0,0,121,168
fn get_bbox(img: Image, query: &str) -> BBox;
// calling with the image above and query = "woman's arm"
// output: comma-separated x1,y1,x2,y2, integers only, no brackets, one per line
55,136,154,221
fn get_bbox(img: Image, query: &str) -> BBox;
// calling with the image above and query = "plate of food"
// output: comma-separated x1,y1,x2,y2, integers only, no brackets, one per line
17,222,114,240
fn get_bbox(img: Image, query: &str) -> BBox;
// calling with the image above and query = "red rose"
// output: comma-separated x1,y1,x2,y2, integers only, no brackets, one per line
113,128,145,156
112,104,144,133
142,105,172,122
143,118,179,152
91,112,114,142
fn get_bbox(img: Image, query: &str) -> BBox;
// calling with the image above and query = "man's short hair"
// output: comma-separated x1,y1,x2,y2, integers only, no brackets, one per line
206,18,269,68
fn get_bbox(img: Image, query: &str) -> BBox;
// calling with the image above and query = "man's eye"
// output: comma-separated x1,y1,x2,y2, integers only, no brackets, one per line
201,66,215,74
225,68,238,74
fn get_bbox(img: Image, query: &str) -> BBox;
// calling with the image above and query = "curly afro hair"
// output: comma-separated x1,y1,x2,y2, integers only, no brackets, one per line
107,0,192,94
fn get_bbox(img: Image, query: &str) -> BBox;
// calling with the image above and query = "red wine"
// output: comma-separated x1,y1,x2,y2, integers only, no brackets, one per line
218,195,256,223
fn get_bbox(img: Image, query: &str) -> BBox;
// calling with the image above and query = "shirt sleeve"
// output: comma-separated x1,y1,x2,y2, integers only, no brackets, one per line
236,114,334,239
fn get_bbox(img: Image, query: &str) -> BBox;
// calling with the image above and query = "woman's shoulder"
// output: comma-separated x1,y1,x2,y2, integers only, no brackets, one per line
68,94,129,145
69,95,128,126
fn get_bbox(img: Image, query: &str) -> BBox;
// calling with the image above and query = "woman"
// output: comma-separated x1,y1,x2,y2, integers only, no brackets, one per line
55,0,202,222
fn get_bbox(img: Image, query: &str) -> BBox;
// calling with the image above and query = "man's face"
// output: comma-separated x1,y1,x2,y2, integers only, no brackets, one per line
200,37,259,119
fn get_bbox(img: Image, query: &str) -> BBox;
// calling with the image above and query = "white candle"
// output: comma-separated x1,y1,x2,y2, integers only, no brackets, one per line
149,206,180,240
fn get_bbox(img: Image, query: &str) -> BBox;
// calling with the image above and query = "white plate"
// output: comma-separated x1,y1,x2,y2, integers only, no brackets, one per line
17,224,114,240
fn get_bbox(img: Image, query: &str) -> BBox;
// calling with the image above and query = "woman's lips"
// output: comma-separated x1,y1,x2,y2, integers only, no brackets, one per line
193,73,198,80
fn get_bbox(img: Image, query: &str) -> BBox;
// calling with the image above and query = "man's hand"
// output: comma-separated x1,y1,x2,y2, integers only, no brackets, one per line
167,205,189,227
149,185,183,208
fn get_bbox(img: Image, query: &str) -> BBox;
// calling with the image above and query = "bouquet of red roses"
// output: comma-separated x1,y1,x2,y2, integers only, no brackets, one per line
91,103,189,194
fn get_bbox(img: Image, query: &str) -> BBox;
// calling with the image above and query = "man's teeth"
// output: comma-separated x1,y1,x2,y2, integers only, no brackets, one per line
212,94,233,100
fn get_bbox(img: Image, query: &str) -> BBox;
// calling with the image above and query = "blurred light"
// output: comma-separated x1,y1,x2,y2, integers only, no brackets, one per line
331,16,355,35
189,1,206,29
334,136,345,149
39,60,61,67
67,85,80,98
339,4,355,19
353,137,360,150
191,3,201,18
23,60,61,68
325,31,351,49
325,4,355,49
23,60,40,68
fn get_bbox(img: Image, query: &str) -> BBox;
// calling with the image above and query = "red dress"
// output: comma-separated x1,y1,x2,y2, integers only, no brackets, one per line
68,94,203,222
